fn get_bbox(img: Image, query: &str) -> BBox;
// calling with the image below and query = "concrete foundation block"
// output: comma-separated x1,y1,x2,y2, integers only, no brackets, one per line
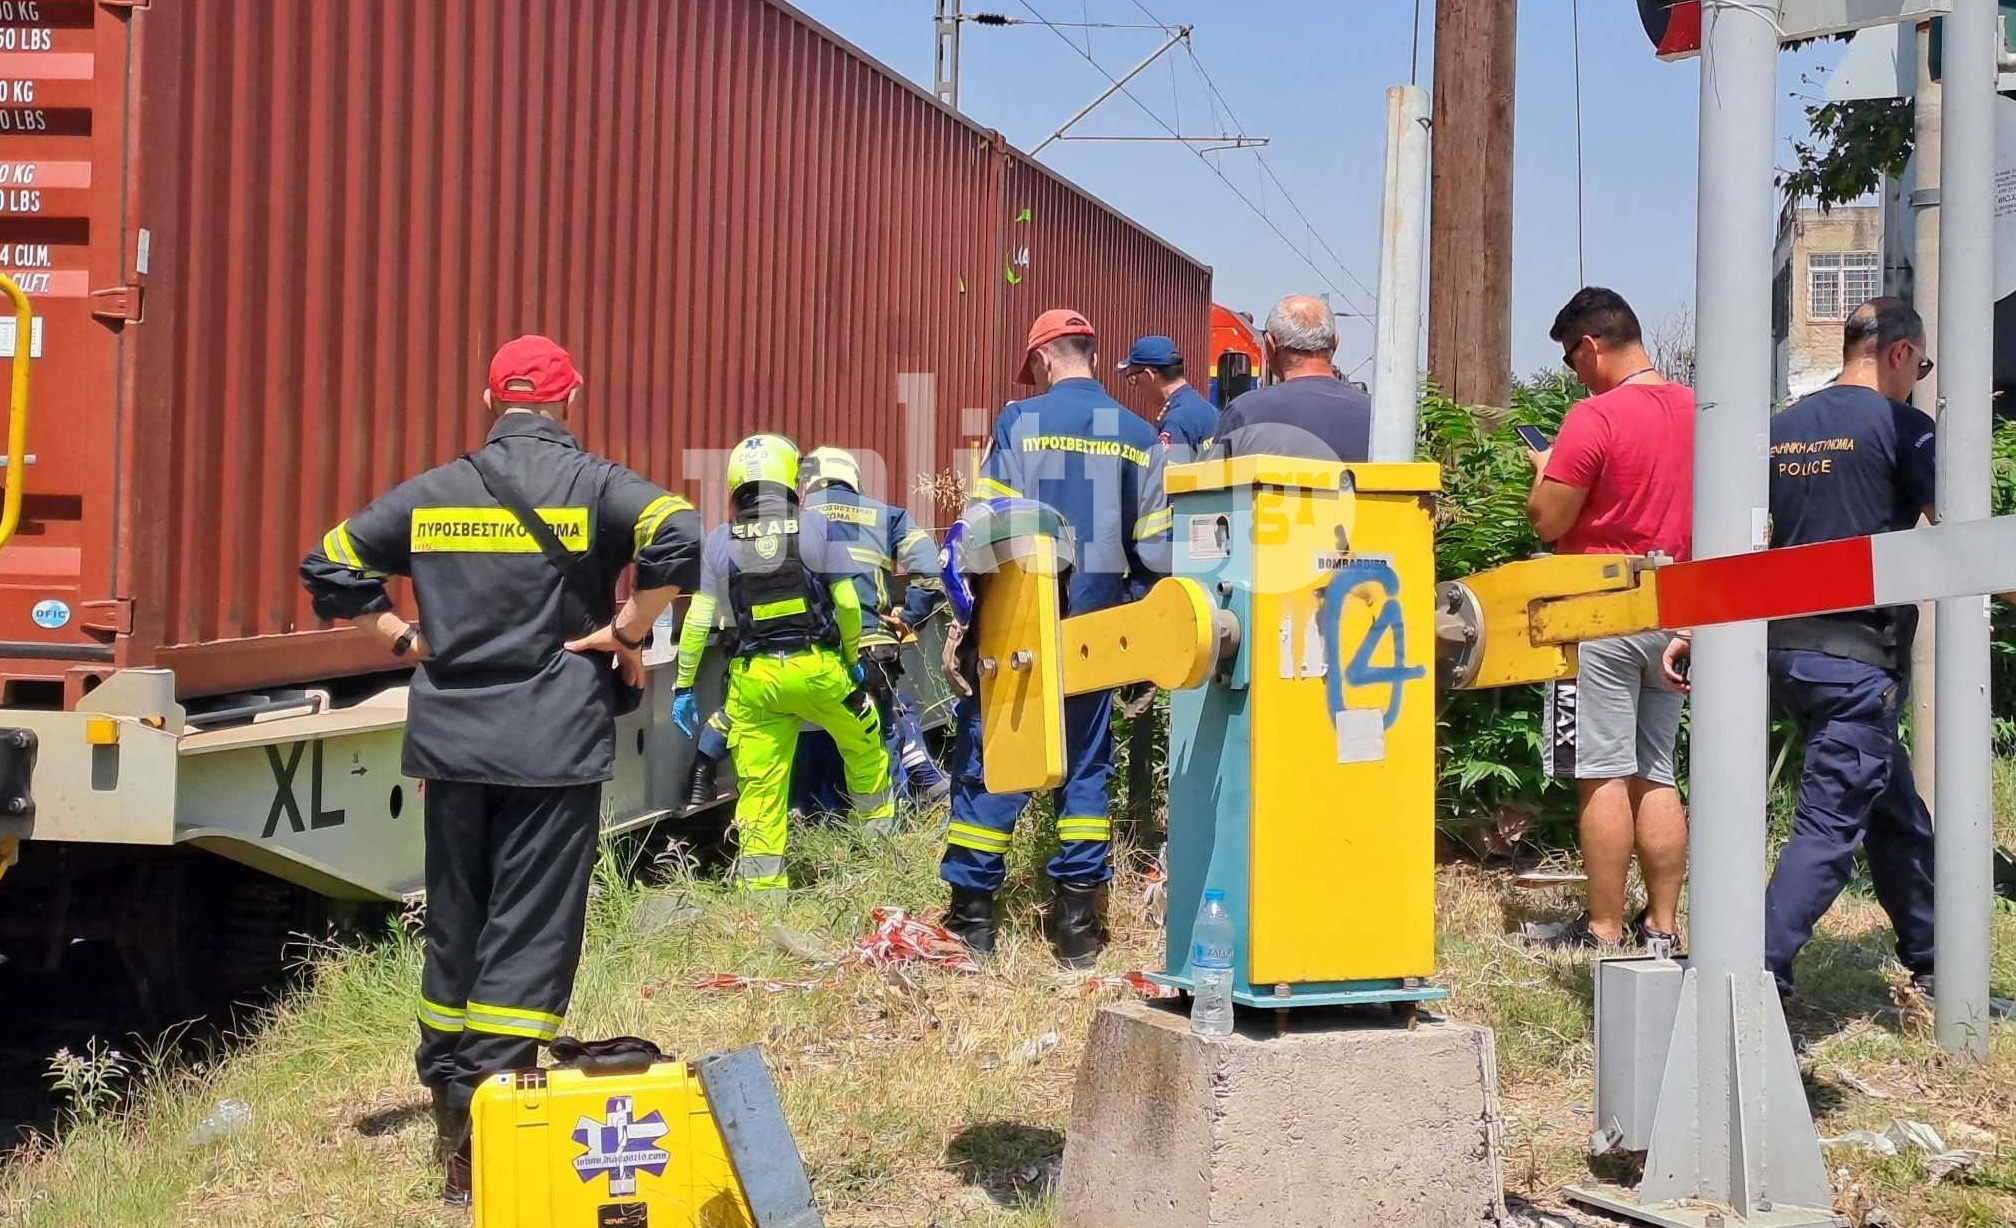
1056,1001,1505,1228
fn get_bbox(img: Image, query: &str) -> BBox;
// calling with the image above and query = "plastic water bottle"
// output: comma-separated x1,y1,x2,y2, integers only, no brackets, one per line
1189,889,1236,1037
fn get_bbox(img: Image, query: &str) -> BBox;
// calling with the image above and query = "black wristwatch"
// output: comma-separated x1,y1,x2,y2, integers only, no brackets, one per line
612,622,648,651
392,627,418,658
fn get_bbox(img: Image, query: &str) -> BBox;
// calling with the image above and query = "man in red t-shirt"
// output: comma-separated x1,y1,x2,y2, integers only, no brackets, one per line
1525,287,1695,952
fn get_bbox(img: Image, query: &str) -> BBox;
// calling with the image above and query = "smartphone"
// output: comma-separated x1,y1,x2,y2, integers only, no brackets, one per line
1513,425,1551,451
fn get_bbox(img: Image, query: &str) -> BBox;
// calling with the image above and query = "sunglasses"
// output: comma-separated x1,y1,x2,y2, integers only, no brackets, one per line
1905,342,1934,382
1562,336,1586,368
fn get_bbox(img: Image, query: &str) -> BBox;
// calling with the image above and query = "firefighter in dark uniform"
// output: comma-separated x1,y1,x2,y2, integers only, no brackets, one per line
669,435,895,892
299,335,702,1201
943,308,1171,967
1667,297,1936,1002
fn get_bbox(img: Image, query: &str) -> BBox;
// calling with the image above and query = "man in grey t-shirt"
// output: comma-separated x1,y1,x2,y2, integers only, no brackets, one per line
1209,294,1371,463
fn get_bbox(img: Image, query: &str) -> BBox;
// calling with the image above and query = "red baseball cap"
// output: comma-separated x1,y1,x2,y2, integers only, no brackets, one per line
1016,308,1096,385
488,334,583,403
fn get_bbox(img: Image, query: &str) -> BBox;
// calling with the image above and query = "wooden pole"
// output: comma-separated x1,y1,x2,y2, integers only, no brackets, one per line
1428,0,1517,408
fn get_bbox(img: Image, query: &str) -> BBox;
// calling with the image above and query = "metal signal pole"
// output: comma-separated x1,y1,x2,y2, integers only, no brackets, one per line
935,0,962,110
1933,0,1996,1062
1588,3,1838,1223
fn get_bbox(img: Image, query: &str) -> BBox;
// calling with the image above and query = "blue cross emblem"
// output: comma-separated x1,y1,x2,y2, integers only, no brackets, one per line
571,1095,672,1196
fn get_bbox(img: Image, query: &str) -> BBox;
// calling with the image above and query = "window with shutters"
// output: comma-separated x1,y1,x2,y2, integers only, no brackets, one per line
1807,251,1880,323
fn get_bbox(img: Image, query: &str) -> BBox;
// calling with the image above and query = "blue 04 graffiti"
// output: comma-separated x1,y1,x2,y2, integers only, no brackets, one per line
1318,558,1426,729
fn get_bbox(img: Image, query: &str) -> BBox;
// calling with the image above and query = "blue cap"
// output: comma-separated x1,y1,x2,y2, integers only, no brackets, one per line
1203,888,1225,902
1117,334,1182,371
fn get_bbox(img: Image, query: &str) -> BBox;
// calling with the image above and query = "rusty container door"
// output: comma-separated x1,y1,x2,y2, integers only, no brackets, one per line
0,0,136,703
995,155,1212,427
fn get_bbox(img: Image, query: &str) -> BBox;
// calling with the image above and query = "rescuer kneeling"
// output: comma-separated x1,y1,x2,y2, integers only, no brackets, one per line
670,435,895,892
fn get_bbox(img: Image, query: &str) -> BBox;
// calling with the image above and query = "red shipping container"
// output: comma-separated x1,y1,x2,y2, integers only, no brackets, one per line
0,0,1210,705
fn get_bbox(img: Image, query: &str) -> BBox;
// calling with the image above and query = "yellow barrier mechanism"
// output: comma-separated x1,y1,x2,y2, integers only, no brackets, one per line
1435,553,1665,691
972,537,1068,795
0,273,31,557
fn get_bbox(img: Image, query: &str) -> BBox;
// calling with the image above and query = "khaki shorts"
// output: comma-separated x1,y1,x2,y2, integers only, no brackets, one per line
1542,630,1683,786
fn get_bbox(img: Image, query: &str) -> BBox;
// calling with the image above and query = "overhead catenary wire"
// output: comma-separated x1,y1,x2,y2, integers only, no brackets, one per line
963,13,1166,30
1179,39,1379,308
1013,0,1376,319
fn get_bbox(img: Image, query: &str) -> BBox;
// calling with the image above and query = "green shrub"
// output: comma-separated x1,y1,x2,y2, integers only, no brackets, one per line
1991,414,2016,748
1422,372,1581,841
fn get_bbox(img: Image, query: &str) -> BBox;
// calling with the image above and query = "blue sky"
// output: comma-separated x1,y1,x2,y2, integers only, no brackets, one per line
790,0,1845,378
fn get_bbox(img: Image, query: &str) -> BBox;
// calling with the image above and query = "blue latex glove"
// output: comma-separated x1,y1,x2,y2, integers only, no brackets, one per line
671,690,698,738
850,663,867,686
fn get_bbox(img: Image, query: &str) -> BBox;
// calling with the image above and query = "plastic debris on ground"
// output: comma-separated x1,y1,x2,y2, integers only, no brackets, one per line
1009,1031,1059,1065
1885,1119,1946,1155
1083,971,1181,999
691,974,821,994
846,906,978,976
1822,1118,1986,1171
765,921,839,965
692,906,976,996
1924,1149,1983,1182
184,1098,255,1147
1820,1130,1898,1157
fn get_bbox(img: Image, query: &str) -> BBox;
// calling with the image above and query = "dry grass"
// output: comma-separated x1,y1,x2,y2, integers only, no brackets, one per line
0,782,2012,1227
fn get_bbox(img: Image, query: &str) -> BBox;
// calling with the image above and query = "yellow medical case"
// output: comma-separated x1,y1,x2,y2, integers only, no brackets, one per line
472,1043,818,1228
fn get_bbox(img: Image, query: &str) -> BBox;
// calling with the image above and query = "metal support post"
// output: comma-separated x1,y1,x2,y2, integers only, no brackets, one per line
1576,3,1838,1223
934,0,962,110
1933,0,1996,1062
1031,26,1191,156
1371,85,1431,463
1909,20,1942,812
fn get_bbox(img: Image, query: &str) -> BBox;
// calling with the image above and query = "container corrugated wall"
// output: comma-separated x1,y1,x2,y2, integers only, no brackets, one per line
1,0,1209,701
996,156,1212,424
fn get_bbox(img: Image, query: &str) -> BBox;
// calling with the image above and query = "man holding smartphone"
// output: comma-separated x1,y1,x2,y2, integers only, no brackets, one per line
1525,287,1696,952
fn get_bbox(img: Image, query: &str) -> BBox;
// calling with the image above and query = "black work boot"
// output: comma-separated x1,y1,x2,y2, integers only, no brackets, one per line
1049,881,1108,970
432,1088,472,1206
943,887,996,957
686,753,721,811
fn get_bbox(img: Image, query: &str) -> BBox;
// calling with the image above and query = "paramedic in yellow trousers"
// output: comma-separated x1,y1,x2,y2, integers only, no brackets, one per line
299,336,704,1202
669,435,896,891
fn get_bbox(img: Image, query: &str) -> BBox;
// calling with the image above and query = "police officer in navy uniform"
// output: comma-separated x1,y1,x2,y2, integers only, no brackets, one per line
300,335,703,1201
1117,334,1217,461
1666,297,1937,1002
945,308,1172,967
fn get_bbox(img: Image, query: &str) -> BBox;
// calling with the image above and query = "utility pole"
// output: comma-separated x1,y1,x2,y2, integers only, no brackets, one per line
934,0,962,110
1910,20,1942,811
1933,0,1996,1063
1372,85,1433,463
1428,0,1515,408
